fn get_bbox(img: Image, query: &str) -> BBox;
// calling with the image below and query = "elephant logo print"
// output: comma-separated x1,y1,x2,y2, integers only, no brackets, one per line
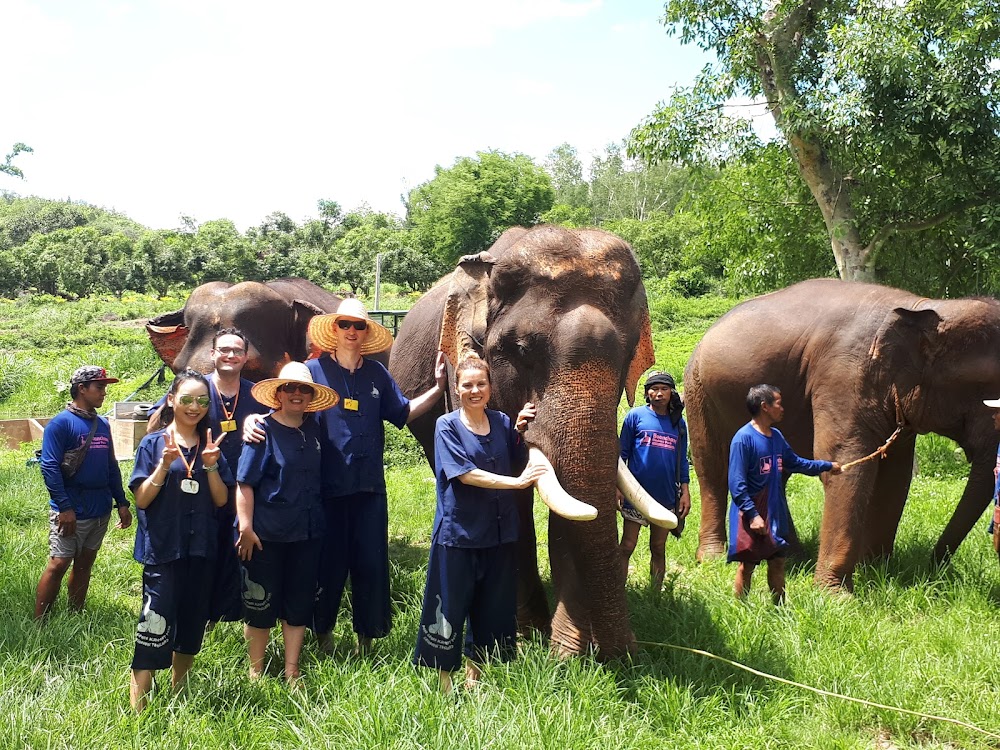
422,594,454,648
370,383,380,399
241,568,270,611
136,593,167,635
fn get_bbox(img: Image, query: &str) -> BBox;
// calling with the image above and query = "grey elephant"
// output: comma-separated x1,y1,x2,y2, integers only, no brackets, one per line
390,225,672,659
686,279,1000,589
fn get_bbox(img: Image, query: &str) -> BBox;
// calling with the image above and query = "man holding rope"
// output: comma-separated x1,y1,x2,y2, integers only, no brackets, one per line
728,384,841,603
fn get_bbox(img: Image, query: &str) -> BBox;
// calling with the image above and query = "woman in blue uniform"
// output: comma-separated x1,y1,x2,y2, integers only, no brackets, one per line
236,362,339,683
413,353,544,693
128,369,231,712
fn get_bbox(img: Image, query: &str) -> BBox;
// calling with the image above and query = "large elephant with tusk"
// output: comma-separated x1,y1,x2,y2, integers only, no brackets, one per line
390,225,672,660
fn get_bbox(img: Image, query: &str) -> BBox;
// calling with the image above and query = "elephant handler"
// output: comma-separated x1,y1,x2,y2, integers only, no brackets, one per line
413,353,544,693
728,384,841,603
236,362,340,684
34,365,132,619
149,327,265,625
618,371,690,592
244,298,447,655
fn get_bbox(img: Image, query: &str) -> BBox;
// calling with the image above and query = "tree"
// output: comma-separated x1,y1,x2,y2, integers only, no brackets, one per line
590,142,690,223
631,0,1000,281
1,143,32,179
544,143,589,209
406,151,554,264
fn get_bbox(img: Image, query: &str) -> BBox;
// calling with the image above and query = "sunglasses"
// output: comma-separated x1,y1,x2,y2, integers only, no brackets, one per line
337,320,368,331
280,383,315,396
176,394,210,408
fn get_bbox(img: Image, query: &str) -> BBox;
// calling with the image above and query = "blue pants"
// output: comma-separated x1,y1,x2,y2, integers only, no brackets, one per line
131,557,213,671
241,538,322,629
313,492,391,638
209,508,242,622
413,543,517,673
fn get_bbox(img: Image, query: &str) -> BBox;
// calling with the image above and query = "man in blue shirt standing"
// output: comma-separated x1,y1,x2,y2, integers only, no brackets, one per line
34,366,132,619
728,384,840,603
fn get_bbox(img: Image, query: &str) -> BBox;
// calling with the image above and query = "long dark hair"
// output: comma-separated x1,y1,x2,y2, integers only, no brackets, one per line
160,369,213,441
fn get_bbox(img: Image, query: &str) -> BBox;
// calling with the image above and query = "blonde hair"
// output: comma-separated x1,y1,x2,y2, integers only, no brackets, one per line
455,352,491,381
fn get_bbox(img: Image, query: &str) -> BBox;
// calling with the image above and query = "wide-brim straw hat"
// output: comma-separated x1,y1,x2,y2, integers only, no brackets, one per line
309,298,394,355
251,361,340,412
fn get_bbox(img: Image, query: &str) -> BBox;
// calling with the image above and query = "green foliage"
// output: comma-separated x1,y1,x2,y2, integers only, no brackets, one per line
914,434,970,480
0,142,32,179
406,150,555,264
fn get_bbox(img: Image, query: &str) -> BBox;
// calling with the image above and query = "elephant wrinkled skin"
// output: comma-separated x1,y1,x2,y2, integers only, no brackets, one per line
147,278,361,381
686,279,1000,589
389,226,655,659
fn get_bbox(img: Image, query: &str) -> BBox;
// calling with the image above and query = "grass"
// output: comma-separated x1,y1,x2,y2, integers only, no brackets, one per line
1,290,997,748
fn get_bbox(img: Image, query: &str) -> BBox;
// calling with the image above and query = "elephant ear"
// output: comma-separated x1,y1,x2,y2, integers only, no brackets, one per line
624,297,656,407
146,308,187,371
292,298,326,360
438,252,496,367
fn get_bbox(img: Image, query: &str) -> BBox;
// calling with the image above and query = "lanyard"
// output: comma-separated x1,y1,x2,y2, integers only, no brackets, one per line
212,378,239,421
169,428,199,478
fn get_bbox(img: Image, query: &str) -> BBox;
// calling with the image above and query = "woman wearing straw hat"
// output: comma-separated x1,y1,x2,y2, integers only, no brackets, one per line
246,298,447,655
236,361,339,683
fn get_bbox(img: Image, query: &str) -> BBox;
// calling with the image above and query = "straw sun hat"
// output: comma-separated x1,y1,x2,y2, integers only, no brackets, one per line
251,361,340,412
308,298,394,355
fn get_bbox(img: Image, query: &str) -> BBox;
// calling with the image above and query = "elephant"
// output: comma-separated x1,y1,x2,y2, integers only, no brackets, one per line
389,225,665,660
686,278,1000,589
146,278,386,381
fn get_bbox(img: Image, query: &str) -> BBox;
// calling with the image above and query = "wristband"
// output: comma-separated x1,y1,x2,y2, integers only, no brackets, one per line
204,464,219,473
149,478,165,488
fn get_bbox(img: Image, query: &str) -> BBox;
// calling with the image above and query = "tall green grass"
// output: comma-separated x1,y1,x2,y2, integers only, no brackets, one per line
2,291,999,748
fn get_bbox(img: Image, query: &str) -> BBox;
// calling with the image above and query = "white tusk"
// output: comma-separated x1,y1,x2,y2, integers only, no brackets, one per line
617,457,678,529
529,447,598,521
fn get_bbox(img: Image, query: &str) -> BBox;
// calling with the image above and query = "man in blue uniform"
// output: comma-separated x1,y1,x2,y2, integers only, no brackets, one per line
728,384,841,603
982,395,1000,556
34,365,131,619
618,371,690,591
303,299,446,654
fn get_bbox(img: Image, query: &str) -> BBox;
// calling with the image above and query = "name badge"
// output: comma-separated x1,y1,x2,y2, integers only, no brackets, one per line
344,398,359,411
219,420,237,432
180,479,200,494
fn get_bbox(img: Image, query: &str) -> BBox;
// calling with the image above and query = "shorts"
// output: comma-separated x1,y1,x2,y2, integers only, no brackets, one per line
48,510,111,558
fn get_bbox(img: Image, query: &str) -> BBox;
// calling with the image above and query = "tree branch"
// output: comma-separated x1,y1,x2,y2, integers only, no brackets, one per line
865,199,985,257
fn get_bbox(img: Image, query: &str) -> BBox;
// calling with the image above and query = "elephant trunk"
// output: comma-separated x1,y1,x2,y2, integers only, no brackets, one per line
529,361,635,661
933,453,996,563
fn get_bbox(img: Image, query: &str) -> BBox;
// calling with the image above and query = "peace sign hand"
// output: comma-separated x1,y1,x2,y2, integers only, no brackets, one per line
201,427,226,468
161,429,181,468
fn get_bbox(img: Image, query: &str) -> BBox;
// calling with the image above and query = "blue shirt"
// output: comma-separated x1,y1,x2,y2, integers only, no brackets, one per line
236,416,327,542
432,410,526,548
619,405,690,511
129,430,234,564
307,354,410,497
727,422,830,559
41,409,127,518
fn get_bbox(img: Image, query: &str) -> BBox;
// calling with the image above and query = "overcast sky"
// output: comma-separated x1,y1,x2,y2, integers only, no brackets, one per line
3,0,716,231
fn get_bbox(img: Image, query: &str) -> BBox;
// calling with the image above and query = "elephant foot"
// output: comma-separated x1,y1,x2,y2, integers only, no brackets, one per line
517,595,551,638
813,568,855,593
696,541,726,563
549,612,635,662
930,542,955,567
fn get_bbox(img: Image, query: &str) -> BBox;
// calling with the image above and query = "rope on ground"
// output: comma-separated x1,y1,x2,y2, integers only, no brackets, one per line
636,639,1000,741
841,390,907,472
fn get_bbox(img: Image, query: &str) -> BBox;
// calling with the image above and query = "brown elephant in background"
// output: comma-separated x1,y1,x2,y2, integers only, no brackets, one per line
390,225,659,660
147,277,381,381
686,279,1000,589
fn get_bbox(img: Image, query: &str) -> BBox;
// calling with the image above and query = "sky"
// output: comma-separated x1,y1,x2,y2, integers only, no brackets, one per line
2,0,717,231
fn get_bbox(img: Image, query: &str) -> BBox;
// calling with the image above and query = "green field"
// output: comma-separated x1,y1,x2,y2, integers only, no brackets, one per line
0,291,997,749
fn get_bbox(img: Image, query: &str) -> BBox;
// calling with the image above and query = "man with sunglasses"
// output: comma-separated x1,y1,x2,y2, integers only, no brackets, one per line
35,365,131,619
151,328,264,624
247,299,447,655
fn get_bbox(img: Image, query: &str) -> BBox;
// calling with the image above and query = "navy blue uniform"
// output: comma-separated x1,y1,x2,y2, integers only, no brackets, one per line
155,378,263,621
619,405,689,513
307,354,410,639
236,416,326,628
413,410,525,672
128,430,234,670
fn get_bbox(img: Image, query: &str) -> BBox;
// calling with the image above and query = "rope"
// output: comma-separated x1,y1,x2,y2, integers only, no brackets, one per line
636,639,1000,741
840,390,907,472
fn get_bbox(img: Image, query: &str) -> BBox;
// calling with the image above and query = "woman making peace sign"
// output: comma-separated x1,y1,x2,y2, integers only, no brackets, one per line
127,369,233,712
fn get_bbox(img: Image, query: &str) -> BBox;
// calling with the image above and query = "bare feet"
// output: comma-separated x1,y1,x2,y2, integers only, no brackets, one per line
316,632,335,655
464,662,481,691
354,636,372,656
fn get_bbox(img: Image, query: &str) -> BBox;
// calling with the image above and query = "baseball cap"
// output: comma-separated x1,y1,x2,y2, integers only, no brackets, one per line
70,365,119,385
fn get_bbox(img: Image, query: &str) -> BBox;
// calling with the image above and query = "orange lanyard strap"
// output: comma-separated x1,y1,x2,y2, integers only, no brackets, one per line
212,379,239,421
170,428,199,478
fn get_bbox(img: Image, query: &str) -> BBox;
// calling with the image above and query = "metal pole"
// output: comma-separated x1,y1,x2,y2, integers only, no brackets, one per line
374,253,383,311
